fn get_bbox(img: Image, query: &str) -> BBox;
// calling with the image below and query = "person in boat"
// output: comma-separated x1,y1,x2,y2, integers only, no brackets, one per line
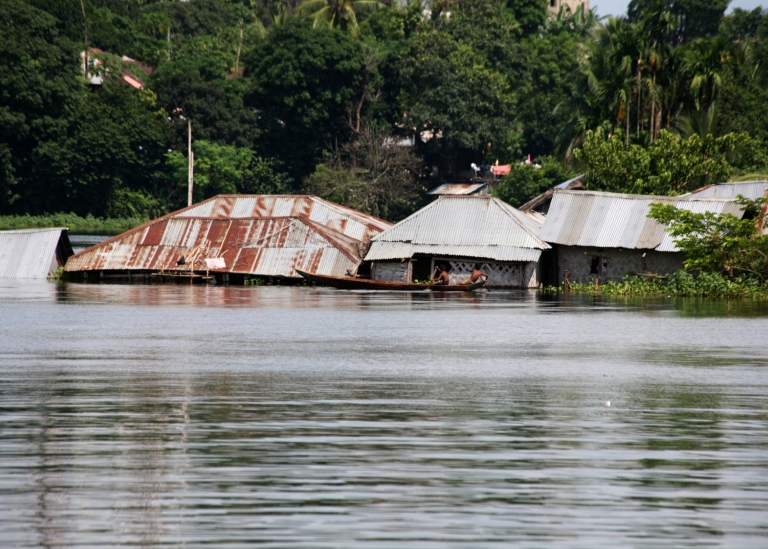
461,263,489,285
431,264,450,285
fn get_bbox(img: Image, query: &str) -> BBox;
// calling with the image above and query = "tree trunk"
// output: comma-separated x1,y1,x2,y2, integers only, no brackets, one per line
235,20,243,76
636,65,643,138
626,100,630,148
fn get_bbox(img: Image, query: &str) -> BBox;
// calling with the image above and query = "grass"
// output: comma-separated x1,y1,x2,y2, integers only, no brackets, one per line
0,213,147,233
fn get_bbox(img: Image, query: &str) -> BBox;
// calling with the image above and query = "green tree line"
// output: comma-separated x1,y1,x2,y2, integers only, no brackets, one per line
2,0,767,222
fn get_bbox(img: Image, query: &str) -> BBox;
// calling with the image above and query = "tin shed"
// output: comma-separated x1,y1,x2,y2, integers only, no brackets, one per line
364,196,550,288
0,228,73,279
540,190,746,283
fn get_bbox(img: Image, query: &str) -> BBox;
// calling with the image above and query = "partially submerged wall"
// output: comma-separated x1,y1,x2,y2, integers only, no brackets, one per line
555,245,683,284
371,258,540,288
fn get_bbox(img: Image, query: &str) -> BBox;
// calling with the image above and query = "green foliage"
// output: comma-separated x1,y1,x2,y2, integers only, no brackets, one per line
628,0,730,42
492,157,576,207
0,0,82,213
575,128,748,195
505,0,547,36
648,198,768,281
395,29,514,168
244,19,365,184
0,213,145,232
166,140,291,203
298,0,384,34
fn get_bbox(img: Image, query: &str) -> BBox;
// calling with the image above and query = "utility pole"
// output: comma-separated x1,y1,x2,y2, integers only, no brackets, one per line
79,0,89,78
188,119,194,207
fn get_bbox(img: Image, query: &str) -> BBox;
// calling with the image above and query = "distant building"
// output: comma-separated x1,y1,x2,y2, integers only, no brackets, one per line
539,190,746,284
364,196,550,288
0,228,73,279
64,195,391,283
548,0,589,16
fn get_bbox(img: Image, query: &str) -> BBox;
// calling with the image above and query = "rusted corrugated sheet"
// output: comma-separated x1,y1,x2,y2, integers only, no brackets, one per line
0,228,72,279
64,202,377,278
365,196,549,262
541,190,747,252
175,195,390,242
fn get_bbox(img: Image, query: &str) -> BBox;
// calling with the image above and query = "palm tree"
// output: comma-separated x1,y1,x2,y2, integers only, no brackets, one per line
684,37,732,111
587,18,636,146
673,101,720,138
297,0,383,34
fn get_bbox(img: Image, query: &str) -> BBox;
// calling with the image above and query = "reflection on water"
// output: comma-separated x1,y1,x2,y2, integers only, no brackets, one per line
0,283,767,547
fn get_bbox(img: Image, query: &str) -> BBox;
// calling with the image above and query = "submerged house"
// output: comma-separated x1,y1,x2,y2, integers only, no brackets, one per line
539,190,746,284
363,196,550,288
64,195,391,282
0,228,73,279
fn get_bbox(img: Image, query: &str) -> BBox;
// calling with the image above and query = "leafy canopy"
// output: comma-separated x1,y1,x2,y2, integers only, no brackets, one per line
574,128,749,195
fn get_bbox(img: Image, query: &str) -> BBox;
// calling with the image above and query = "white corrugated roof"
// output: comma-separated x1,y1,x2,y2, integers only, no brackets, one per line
0,229,69,279
365,196,549,262
541,190,745,252
686,181,768,200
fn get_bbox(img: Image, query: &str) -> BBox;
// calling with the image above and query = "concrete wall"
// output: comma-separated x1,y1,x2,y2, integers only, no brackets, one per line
371,260,412,282
555,246,683,284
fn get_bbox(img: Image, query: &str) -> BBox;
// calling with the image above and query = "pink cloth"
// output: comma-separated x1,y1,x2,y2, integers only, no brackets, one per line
205,257,226,269
491,165,511,176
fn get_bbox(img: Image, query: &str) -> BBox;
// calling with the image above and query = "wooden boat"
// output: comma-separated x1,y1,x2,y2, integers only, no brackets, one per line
295,270,485,292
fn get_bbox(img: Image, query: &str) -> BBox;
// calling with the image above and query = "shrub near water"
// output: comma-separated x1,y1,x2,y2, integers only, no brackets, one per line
566,272,768,299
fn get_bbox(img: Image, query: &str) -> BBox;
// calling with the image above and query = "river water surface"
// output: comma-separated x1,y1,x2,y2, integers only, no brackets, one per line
1,282,767,547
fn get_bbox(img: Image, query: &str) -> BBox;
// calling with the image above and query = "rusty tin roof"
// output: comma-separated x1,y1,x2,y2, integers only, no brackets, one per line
64,196,391,278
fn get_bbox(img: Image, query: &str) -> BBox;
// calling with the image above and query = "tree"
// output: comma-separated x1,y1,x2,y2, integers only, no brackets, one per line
297,0,383,34
166,140,291,205
32,83,168,217
0,0,82,214
648,197,768,280
505,0,547,36
244,19,366,185
574,127,748,195
492,157,576,208
304,124,423,220
683,37,732,110
628,0,729,42
394,30,514,175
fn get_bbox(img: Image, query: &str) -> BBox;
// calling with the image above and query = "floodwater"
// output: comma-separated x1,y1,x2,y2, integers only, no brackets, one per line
1,282,767,548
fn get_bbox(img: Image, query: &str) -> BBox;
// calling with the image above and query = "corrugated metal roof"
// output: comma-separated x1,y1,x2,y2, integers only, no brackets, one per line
64,196,391,278
687,181,768,200
0,228,71,279
541,190,746,252
365,196,549,262
177,195,391,241
427,183,488,196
